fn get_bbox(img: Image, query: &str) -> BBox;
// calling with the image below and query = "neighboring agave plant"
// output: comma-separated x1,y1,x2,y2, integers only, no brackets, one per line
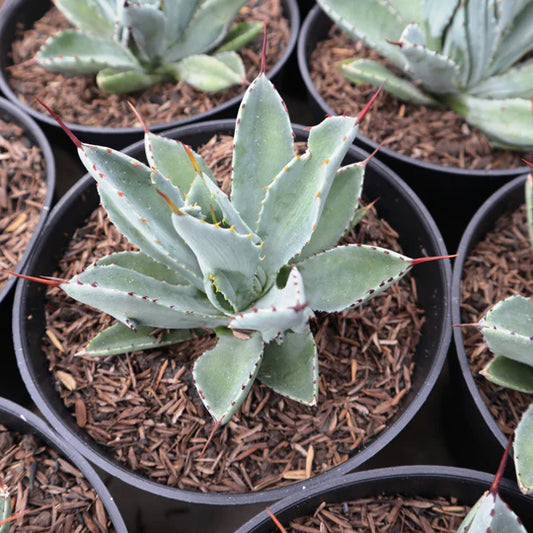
316,0,533,150
0,480,12,533
30,54,448,427
33,0,263,94
456,438,528,532
465,171,533,496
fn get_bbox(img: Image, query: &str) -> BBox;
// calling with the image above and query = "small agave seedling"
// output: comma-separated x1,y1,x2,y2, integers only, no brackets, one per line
457,438,528,532
26,44,450,427
317,0,533,150
32,0,262,94
464,170,533,495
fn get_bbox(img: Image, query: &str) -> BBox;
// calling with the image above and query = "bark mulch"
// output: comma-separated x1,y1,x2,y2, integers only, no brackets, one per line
0,424,112,532
460,204,532,436
40,135,423,494
309,26,533,170
0,117,47,292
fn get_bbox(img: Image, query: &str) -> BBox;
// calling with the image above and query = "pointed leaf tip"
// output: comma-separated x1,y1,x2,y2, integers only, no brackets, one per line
523,159,533,169
361,142,385,165
410,253,457,265
260,22,267,74
267,508,288,533
156,189,182,214
37,98,81,148
491,436,513,496
3,269,65,287
127,101,149,133
183,144,201,175
356,83,384,124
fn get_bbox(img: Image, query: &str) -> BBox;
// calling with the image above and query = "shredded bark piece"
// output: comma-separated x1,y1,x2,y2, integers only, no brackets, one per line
7,0,290,129
308,26,533,170
461,205,532,435
40,135,423,493
0,117,47,291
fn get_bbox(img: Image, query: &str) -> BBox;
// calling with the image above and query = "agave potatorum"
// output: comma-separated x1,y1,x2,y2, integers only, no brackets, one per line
464,172,533,503
34,0,263,94
36,55,447,427
317,0,533,150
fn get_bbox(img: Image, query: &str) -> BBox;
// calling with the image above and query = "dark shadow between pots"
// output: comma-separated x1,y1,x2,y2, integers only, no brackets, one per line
297,6,528,253
0,0,300,151
13,120,450,511
451,175,528,477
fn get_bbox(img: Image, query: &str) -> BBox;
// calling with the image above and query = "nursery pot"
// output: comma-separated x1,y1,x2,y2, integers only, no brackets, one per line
14,120,450,511
0,395,127,531
235,465,533,532
0,96,55,310
0,0,299,150
451,175,529,476
297,6,528,252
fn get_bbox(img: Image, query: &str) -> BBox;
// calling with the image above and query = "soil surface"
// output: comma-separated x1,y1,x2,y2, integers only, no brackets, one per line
40,135,423,493
309,26,533,170
284,494,469,532
7,0,290,129
0,424,113,531
0,117,47,292
460,203,532,435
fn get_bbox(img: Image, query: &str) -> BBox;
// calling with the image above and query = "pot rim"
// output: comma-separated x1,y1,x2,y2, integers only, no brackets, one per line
0,395,127,532
451,174,530,453
14,118,451,505
235,464,533,532
0,96,55,306
297,5,528,179
0,0,300,139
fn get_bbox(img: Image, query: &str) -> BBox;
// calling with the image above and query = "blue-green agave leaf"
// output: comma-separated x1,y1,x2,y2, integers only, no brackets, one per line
296,244,413,312
37,30,139,74
215,21,263,53
96,67,167,94
515,404,533,495
231,72,294,230
422,0,459,41
54,0,115,38
193,329,263,423
468,61,533,98
527,174,533,250
122,4,166,63
258,330,318,405
82,322,202,357
481,356,533,393
160,0,202,45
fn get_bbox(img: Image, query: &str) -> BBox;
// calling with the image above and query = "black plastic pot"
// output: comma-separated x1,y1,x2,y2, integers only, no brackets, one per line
0,396,127,531
450,175,529,476
0,96,55,310
297,6,528,253
0,0,300,150
235,465,533,532
13,119,450,510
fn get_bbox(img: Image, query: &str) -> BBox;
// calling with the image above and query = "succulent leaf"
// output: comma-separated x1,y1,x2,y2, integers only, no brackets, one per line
456,490,528,532
316,0,408,68
215,21,264,53
63,262,228,330
0,482,11,533
258,331,318,405
257,116,358,276
231,72,294,230
96,67,167,94
515,404,533,495
297,244,412,312
229,267,314,343
298,161,365,260
83,322,202,357
478,295,533,365
53,0,115,38
340,58,438,106
192,329,263,423
527,174,533,250
160,0,202,45
37,30,139,75
122,4,166,63
467,61,533,99
173,53,245,92
481,356,533,393
422,0,459,41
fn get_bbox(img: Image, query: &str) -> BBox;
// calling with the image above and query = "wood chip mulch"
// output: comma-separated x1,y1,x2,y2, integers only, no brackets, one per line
309,27,533,170
284,494,469,532
0,424,112,532
460,204,532,435
40,135,423,494
0,117,47,292
6,0,290,129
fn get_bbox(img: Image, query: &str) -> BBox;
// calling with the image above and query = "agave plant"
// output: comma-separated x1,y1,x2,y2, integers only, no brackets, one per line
33,0,262,94
464,172,533,497
27,53,450,427
317,0,533,150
